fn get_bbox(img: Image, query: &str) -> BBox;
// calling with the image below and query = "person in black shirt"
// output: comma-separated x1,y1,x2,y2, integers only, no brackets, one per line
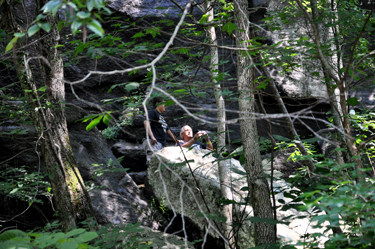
143,97,177,157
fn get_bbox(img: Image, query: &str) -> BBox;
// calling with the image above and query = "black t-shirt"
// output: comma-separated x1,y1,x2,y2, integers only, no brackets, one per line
146,109,168,146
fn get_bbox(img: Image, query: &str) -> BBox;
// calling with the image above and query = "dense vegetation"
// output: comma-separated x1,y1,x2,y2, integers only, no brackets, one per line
1,0,375,248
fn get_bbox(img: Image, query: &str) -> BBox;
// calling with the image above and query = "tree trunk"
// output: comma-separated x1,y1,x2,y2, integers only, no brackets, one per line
233,0,276,245
205,1,234,247
1,0,96,230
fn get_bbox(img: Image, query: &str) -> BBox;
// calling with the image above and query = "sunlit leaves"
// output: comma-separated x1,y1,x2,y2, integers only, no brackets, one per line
87,19,104,37
5,37,18,52
222,22,236,36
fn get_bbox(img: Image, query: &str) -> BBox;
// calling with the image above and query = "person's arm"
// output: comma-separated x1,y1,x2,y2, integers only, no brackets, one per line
143,120,157,145
167,129,178,145
200,131,213,151
204,137,213,151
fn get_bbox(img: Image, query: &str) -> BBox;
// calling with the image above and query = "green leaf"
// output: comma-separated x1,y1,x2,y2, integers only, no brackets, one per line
273,134,290,141
346,97,360,107
40,22,51,32
87,19,104,37
59,241,79,249
132,32,145,39
5,37,18,52
14,33,26,38
41,0,61,13
75,232,98,243
198,14,209,24
58,21,65,32
76,114,100,123
164,99,174,107
67,1,78,10
125,82,140,92
230,167,247,176
174,89,186,93
28,24,40,37
87,0,94,11
71,21,83,35
86,115,103,131
65,229,85,238
0,229,28,241
77,11,91,19
103,114,113,125
222,22,237,36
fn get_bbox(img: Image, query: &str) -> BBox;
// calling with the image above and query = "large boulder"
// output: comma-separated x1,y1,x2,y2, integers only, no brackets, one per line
147,147,329,248
66,104,159,228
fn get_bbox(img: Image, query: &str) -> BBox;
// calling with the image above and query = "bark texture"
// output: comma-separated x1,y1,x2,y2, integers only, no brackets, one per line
1,0,95,230
233,0,276,245
206,2,234,247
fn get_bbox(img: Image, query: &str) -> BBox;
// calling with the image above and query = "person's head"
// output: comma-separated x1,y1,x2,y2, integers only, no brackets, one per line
152,96,165,113
180,125,193,141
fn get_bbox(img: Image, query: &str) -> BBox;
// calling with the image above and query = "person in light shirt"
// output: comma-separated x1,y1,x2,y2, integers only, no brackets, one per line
178,125,213,151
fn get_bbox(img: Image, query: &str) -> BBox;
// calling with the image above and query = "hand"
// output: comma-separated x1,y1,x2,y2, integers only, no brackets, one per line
197,131,208,140
151,137,158,145
193,132,200,142
200,131,209,139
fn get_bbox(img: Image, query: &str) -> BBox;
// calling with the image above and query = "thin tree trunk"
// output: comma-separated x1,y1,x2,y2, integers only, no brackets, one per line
233,0,276,245
205,1,234,247
261,63,316,172
296,0,364,178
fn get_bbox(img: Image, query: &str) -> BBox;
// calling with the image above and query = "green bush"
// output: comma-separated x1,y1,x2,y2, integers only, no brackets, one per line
101,125,120,140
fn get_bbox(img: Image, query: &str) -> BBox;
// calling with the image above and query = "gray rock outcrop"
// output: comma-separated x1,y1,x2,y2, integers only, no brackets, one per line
147,147,330,247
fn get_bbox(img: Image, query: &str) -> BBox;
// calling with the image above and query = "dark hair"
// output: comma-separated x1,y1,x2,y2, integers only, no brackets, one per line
152,96,163,107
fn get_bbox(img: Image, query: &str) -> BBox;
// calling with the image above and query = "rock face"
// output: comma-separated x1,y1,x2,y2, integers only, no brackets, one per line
0,104,158,230
108,0,201,19
66,104,158,228
147,147,329,247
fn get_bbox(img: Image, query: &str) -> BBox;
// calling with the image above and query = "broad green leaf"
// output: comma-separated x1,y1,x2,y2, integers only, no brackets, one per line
87,19,104,37
94,0,104,8
198,14,209,24
125,82,140,92
36,14,45,21
273,134,290,141
77,11,91,19
103,114,113,125
86,115,103,131
87,0,94,11
67,1,78,10
107,82,127,93
59,240,78,249
71,20,83,35
346,97,360,107
5,37,18,52
41,0,61,13
65,228,85,238
132,32,145,39
174,89,186,93
0,229,28,241
58,20,64,32
164,99,174,107
28,24,40,37
75,232,98,243
14,33,26,38
78,243,89,249
230,167,247,176
40,22,51,32
222,22,237,36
